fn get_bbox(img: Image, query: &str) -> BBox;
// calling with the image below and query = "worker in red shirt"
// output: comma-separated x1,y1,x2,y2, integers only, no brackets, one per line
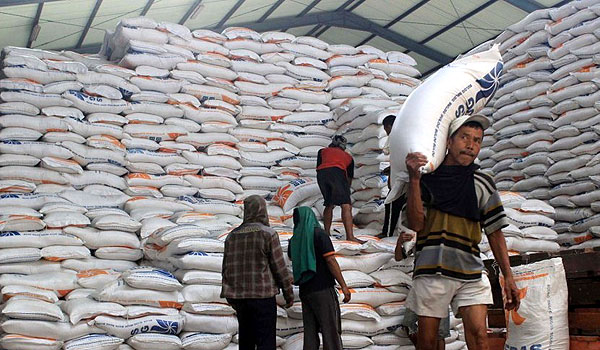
316,135,363,243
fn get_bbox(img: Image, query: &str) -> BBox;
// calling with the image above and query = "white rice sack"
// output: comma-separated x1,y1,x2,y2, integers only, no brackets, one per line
0,271,78,295
182,300,235,316
164,237,224,256
62,90,128,114
3,66,76,84
62,297,126,324
176,271,223,286
127,149,187,167
76,269,121,290
0,260,61,275
0,214,45,231
1,284,59,303
0,319,103,342
181,312,238,334
181,84,240,105
93,314,184,339
63,334,123,350
340,270,376,289
278,88,332,104
342,316,403,336
0,90,72,109
388,45,502,198
0,115,70,133
61,257,137,273
180,332,232,350
41,245,91,261
272,178,321,213
336,253,394,274
0,140,72,159
64,118,124,139
149,225,212,246
124,101,184,118
123,124,187,142
169,252,223,272
119,53,186,70
127,333,181,350
93,279,183,309
181,284,225,303
0,334,63,350
182,152,241,170
2,296,65,321
0,77,44,92
328,74,375,91
0,166,67,185
122,266,182,291
0,101,40,115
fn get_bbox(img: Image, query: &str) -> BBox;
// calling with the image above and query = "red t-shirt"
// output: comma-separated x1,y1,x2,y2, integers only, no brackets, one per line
316,147,354,178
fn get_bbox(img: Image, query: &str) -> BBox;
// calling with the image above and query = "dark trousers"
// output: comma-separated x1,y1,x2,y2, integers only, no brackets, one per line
301,287,342,350
227,297,276,350
381,195,404,237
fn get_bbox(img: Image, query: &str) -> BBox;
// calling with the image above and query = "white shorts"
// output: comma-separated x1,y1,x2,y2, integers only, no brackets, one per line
406,273,493,318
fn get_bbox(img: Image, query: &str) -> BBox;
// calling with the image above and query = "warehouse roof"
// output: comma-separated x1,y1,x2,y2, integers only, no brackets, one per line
0,0,569,75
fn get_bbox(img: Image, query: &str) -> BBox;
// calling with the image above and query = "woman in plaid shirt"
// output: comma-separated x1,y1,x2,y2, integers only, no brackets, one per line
221,195,294,350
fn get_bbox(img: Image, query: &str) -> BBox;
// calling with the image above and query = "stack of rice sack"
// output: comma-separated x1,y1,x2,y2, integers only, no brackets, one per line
279,236,468,350
0,15,430,350
332,51,421,232
477,0,600,251
499,192,560,254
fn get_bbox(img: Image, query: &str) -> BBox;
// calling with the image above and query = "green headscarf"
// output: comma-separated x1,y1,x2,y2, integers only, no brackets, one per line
290,206,320,285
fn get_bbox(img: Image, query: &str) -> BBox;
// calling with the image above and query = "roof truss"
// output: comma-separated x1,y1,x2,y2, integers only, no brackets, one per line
75,0,103,49
503,0,544,12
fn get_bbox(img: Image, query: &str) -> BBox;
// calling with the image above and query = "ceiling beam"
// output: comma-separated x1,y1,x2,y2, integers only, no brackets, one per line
179,0,203,25
313,0,367,38
216,0,245,28
342,11,452,63
27,2,44,48
75,0,102,49
257,0,285,23
211,10,342,33
281,0,321,32
140,0,155,16
503,0,543,12
402,0,496,57
357,0,429,47
0,0,61,6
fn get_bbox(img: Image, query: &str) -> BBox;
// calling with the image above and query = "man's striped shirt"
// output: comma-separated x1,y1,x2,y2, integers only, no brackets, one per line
413,171,508,281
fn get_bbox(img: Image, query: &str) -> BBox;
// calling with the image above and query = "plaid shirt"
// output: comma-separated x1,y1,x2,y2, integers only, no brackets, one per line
221,222,294,302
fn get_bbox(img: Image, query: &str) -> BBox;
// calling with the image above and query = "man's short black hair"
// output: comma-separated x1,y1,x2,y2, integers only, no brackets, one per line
382,115,396,127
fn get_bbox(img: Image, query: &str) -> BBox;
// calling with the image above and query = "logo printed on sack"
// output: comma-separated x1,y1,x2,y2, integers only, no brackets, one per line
475,62,503,103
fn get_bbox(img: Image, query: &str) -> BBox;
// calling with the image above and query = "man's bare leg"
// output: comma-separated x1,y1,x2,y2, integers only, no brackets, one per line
459,305,489,350
417,316,441,350
341,203,363,243
323,205,334,235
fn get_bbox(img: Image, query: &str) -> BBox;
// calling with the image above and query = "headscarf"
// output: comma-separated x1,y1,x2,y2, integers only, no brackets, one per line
242,195,269,226
290,206,320,285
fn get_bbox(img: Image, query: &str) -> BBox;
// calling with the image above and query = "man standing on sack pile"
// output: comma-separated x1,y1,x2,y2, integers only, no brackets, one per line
316,135,364,243
403,115,520,350
288,206,351,350
221,195,294,350
379,114,405,238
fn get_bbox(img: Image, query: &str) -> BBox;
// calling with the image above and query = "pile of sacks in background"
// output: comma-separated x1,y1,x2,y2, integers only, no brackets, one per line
0,15,463,350
477,0,600,251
